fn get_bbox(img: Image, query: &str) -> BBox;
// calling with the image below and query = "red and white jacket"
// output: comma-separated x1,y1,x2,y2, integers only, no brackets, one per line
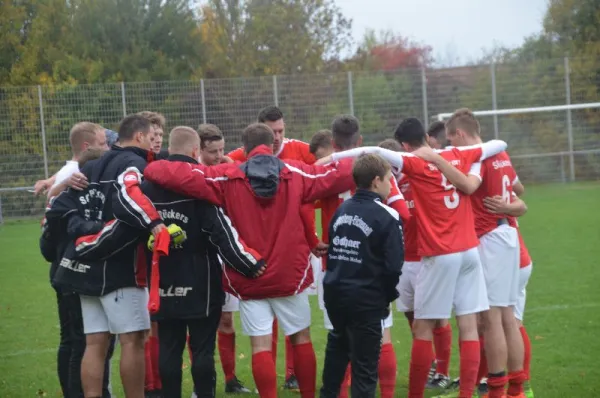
143,145,355,300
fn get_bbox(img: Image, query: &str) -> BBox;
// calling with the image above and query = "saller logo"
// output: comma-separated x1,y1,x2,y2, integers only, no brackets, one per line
333,235,361,249
159,286,193,297
60,258,90,273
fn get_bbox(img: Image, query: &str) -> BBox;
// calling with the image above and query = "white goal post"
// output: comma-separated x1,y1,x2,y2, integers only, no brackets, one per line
435,102,600,120
435,102,600,182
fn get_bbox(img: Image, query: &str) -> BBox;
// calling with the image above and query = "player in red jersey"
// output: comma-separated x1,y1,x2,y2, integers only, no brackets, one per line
229,106,321,390
444,109,527,398
484,192,534,398
422,122,456,388
316,117,409,398
320,117,508,398
380,137,454,390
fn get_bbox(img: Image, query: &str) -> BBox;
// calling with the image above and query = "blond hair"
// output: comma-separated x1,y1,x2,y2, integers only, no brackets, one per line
445,108,480,137
69,122,102,156
168,126,200,155
137,111,166,130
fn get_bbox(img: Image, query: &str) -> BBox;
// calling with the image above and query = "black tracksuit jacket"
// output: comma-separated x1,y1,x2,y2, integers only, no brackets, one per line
323,189,405,319
50,145,163,296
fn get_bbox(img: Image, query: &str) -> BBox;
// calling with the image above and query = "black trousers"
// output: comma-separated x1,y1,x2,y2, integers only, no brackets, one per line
56,290,114,398
319,306,384,398
157,309,221,398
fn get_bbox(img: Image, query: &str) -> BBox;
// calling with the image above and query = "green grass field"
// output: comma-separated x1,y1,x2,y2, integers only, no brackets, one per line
1,182,600,397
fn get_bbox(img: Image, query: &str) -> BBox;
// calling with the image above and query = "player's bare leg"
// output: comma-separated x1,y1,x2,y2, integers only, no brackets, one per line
81,332,110,398
379,327,397,398
288,327,317,398
482,307,509,397
119,331,147,398
502,307,525,397
250,335,277,398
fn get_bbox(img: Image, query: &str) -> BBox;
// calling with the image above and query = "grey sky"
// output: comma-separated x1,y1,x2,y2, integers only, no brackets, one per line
340,0,548,65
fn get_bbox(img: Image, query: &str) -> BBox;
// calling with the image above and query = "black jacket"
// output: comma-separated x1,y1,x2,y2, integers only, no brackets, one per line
71,154,265,319
55,145,162,296
323,189,404,319
42,192,106,295
143,154,265,320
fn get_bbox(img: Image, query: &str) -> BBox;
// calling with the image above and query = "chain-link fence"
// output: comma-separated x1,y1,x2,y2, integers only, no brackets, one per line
1,57,599,219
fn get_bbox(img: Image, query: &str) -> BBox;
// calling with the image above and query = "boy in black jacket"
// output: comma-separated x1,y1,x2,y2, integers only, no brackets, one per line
320,153,404,398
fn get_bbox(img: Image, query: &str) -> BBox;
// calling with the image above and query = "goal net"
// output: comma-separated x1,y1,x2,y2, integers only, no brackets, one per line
435,103,600,184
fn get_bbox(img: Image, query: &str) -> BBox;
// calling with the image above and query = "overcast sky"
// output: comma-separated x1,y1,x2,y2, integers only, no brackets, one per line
340,0,548,65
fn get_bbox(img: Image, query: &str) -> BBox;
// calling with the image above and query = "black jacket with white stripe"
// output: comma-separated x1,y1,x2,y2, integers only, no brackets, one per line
323,189,405,319
74,154,265,319
54,145,163,296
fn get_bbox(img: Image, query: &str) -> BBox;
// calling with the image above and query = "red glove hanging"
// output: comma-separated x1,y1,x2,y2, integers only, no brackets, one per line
148,228,171,314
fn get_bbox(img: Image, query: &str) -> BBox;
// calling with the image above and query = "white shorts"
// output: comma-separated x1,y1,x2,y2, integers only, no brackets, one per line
80,287,151,334
414,247,489,319
478,224,520,307
323,308,392,330
396,261,421,312
222,292,240,312
307,255,321,296
514,263,533,321
239,291,311,336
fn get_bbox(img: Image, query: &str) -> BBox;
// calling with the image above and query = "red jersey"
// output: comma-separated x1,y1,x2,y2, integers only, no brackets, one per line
471,152,518,237
509,217,532,268
397,147,487,256
319,175,408,269
228,138,316,164
331,141,507,256
398,175,420,262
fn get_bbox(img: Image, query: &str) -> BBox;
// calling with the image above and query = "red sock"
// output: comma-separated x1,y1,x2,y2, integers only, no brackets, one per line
507,370,526,396
218,331,236,382
186,334,193,364
433,324,452,377
408,339,434,398
459,340,480,398
285,336,295,378
338,364,351,398
252,351,277,398
378,343,397,398
477,336,488,382
520,326,531,380
487,372,508,398
271,319,278,366
292,342,317,398
144,340,155,391
150,336,161,390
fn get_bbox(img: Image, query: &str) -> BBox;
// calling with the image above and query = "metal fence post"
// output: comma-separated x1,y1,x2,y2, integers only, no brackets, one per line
564,57,575,181
121,81,127,116
37,85,49,179
201,79,207,124
420,65,428,128
273,75,279,106
490,63,499,139
348,71,355,116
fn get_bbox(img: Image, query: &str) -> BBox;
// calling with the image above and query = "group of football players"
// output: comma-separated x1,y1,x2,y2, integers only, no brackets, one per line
36,105,534,398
